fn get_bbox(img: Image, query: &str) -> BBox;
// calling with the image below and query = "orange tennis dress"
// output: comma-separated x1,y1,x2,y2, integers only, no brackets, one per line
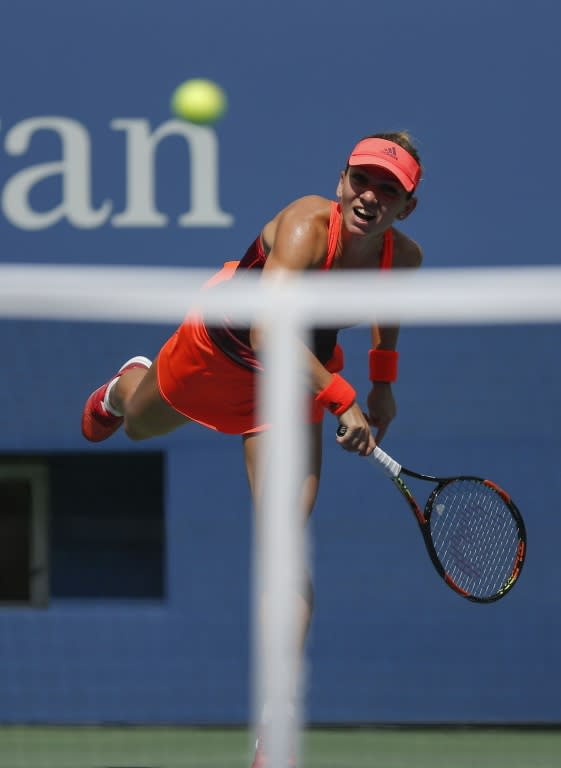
157,202,394,434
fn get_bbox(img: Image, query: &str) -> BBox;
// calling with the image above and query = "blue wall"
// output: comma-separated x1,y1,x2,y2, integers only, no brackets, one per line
1,0,561,724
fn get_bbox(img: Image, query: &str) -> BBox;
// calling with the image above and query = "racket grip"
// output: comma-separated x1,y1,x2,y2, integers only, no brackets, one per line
368,446,402,478
336,425,402,478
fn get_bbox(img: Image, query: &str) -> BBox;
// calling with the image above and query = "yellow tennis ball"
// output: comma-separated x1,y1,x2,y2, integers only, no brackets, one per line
171,79,227,125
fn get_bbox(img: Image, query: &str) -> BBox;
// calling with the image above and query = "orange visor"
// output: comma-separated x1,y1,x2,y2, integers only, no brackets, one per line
348,138,421,192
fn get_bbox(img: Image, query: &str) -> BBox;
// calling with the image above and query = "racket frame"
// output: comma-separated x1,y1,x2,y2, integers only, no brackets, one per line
335,427,527,602
386,465,526,603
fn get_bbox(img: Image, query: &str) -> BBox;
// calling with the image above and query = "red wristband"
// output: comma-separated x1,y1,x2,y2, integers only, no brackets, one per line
315,374,356,416
368,349,398,382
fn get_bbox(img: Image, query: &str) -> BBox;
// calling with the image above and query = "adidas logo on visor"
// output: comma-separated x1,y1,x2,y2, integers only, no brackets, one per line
382,146,398,159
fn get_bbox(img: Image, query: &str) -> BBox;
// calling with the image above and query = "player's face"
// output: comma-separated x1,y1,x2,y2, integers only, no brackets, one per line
337,166,412,235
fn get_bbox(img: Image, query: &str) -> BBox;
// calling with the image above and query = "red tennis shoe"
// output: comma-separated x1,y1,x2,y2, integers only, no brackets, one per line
81,356,151,442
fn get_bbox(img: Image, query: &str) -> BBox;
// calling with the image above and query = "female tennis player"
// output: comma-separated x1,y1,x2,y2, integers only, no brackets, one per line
81,131,423,768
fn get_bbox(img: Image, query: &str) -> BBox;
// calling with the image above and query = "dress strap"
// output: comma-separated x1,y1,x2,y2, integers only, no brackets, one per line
380,229,394,270
324,201,341,270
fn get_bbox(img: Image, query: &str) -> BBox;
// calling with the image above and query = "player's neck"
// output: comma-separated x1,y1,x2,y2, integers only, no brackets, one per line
337,229,385,268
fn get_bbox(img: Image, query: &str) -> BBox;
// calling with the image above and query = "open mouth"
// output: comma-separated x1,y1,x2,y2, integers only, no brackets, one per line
353,206,376,222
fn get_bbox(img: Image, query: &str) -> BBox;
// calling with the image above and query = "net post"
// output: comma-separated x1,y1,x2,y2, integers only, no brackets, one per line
253,286,307,768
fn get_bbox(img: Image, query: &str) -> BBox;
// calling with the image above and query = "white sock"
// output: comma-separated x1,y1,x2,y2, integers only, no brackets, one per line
103,377,123,417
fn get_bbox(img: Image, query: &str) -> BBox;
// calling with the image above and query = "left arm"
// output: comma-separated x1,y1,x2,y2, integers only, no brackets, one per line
367,233,423,443
367,324,399,444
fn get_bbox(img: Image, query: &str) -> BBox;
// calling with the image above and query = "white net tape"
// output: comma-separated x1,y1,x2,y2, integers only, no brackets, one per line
2,263,560,768
1,264,561,325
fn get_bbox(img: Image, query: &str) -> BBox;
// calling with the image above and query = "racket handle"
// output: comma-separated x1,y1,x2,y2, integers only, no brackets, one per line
369,446,402,478
336,425,402,478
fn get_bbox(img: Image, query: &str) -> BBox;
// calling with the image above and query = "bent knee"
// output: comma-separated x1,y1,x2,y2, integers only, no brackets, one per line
122,414,153,441
122,402,160,441
122,398,188,441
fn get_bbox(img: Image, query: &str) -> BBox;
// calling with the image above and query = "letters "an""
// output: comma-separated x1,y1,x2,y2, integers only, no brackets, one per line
0,117,234,230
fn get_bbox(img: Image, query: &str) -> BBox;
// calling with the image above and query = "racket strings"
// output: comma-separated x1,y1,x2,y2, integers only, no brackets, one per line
430,480,520,598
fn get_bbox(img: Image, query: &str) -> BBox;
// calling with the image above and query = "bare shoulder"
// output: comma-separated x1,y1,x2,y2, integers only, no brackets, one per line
270,195,331,231
262,195,332,266
391,227,423,269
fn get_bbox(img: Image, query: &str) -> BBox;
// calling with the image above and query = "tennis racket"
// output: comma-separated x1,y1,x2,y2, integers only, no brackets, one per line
337,426,526,603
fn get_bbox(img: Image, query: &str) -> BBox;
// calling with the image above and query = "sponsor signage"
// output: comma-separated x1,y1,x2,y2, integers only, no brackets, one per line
0,117,234,230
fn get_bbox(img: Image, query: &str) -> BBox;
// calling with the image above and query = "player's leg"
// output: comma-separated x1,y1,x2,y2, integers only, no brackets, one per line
243,421,322,649
243,422,323,518
116,354,191,440
82,354,190,443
